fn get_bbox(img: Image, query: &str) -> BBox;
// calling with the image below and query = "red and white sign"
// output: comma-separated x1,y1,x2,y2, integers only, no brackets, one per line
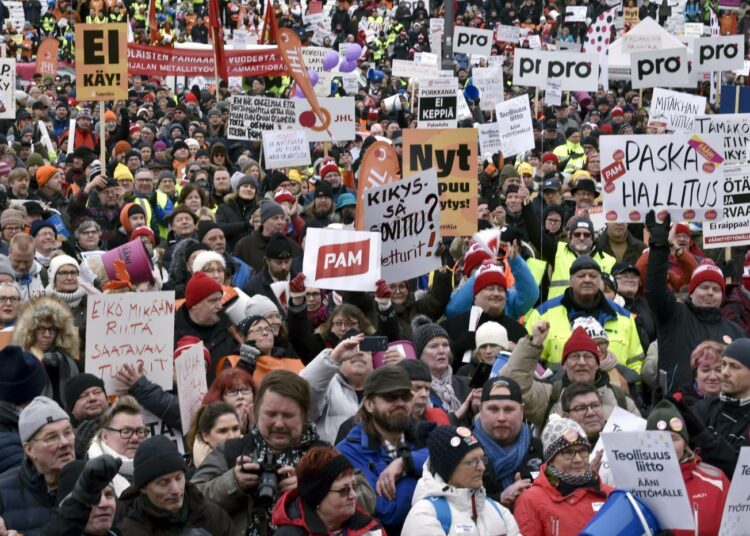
303,229,381,291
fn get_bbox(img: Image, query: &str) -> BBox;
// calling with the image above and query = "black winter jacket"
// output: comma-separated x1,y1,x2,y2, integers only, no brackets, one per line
0,458,57,535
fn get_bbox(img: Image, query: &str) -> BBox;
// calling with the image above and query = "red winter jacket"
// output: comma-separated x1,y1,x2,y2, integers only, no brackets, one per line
673,455,729,536
514,463,613,536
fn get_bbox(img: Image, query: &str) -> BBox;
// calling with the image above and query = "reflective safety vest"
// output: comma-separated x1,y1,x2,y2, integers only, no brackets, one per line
154,190,175,241
133,196,155,232
548,242,616,299
526,257,547,287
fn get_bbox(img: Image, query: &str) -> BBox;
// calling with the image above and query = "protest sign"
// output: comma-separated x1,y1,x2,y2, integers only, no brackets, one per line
694,114,750,164
143,409,186,454
703,164,750,248
262,130,311,169
472,66,504,112
453,26,494,56
692,35,745,73
495,95,535,158
624,6,640,26
601,431,694,530
355,141,401,230
301,46,330,71
545,79,562,106
233,29,248,49
478,123,502,159
418,78,457,129
0,60,15,120
362,169,442,282
630,48,689,89
719,447,750,535
513,49,599,91
174,342,208,433
430,18,444,34
647,88,706,132
622,33,661,53
565,5,587,21
403,129,478,237
526,35,542,49
600,133,725,223
592,406,647,483
392,59,439,79
35,38,59,78
75,24,128,101
294,97,355,142
302,229,381,291
684,22,705,37
496,25,520,43
85,292,175,392
227,95,296,141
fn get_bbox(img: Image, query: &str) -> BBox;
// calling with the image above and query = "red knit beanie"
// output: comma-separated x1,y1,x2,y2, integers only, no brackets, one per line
174,336,211,369
562,327,600,365
319,162,339,180
473,264,507,296
673,222,691,237
463,243,492,276
688,261,726,296
130,226,156,246
185,272,223,309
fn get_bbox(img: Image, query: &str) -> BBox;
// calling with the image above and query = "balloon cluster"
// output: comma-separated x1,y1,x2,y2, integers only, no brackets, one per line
293,44,363,98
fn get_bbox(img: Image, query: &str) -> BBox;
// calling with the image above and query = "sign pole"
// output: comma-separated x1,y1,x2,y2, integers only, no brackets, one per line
99,102,106,165
716,71,722,107
534,87,539,117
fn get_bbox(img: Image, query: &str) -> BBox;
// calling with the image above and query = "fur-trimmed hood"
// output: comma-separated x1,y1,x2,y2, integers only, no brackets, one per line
12,295,80,357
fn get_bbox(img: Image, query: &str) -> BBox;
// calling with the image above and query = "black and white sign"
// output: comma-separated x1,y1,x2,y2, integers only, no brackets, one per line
453,26,494,56
513,49,599,91
630,48,688,89
228,96,296,141
418,78,457,128
693,35,745,73
495,95,535,158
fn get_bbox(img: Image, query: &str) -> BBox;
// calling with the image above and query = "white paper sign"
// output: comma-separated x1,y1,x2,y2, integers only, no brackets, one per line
477,123,502,158
473,66,504,112
0,59,16,120
294,97,355,142
302,228,381,291
301,46,331,71
622,33,662,53
175,342,208,433
684,22,705,37
85,292,176,392
453,26,494,56
496,25,520,43
648,88,706,132
513,49,599,91
719,447,750,535
565,5,587,21
262,130,311,169
545,79,563,106
143,409,186,453
592,406,647,484
228,95,296,141
694,114,750,164
392,59,438,79
692,35,745,73
703,164,750,249
602,431,694,531
232,29,247,49
5,1,24,30
495,95,535,158
630,48,689,89
418,78,457,128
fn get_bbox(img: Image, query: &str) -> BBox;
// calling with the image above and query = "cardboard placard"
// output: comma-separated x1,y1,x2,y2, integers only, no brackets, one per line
302,228,381,291
0,60,16,120
692,35,745,73
495,95,535,158
75,23,129,101
719,447,750,534
472,65,504,112
648,88,706,132
453,26,494,56
513,49,599,91
418,78,457,129
392,59,438,79
703,164,750,248
228,95,296,141
545,79,562,106
630,47,689,89
174,342,208,433
694,114,750,164
85,292,175,392
477,123,502,159
262,130,311,169
600,133,725,223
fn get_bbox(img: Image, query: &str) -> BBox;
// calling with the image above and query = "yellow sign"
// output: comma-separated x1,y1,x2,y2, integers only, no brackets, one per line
624,7,639,27
75,23,128,101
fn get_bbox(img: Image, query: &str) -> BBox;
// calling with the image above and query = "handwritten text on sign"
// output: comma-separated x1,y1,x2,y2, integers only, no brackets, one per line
85,291,175,392
175,342,209,433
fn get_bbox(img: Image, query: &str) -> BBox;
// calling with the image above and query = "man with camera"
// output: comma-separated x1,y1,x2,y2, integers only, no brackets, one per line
192,370,320,536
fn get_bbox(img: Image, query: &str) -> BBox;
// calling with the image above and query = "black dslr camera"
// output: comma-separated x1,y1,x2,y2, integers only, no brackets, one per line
253,451,280,503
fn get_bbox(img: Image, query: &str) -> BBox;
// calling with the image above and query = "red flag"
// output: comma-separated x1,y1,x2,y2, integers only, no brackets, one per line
259,0,278,44
209,0,228,81
148,0,159,44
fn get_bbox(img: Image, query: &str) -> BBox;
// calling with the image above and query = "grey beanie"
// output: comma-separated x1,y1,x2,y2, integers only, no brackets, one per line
19,396,70,443
260,200,285,224
234,174,258,192
0,255,14,279
411,315,450,359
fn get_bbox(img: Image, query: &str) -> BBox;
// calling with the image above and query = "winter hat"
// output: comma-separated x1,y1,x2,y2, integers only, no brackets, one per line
36,165,58,187
48,254,79,284
688,261,726,296
233,174,258,192
411,315,450,359
744,251,750,291
184,271,223,309
174,336,211,369
114,163,133,181
475,321,509,350
562,327,600,365
313,180,334,199
541,416,590,462
197,221,222,242
274,188,295,205
131,226,157,246
266,234,293,260
571,316,608,342
156,170,176,186
192,250,225,273
397,359,432,383
119,203,145,233
260,200,285,224
104,110,117,121
245,294,279,319
113,140,131,156
297,452,354,509
0,256,14,280
724,338,750,370
0,162,11,177
646,400,689,442
481,376,523,403
319,162,340,180
473,263,507,296
427,425,483,483
133,435,187,489
567,215,595,236
673,222,691,237
19,396,70,443
499,164,520,181
0,207,24,229
30,220,56,238
569,255,601,276
63,373,105,414
463,243,492,276
26,153,45,167
517,162,534,176
541,152,559,165
0,346,48,406
364,365,413,397
267,171,289,192
152,140,168,152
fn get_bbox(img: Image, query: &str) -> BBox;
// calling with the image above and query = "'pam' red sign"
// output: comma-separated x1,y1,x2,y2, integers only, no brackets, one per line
316,239,370,280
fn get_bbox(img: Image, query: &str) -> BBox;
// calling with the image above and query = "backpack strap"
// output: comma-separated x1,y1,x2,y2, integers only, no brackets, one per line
427,496,451,534
486,497,505,522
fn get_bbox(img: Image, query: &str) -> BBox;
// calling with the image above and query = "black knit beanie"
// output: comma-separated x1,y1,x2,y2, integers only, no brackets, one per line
64,373,105,413
427,425,483,483
411,315,450,359
133,436,187,489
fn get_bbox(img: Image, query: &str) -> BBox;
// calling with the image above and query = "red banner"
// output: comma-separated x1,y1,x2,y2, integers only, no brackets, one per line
127,44,287,77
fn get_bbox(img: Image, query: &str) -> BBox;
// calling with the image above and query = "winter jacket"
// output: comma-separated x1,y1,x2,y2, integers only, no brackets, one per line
215,194,255,250
272,490,385,535
86,437,134,497
0,458,57,536
233,231,302,273
721,284,750,336
594,231,646,265
127,376,182,432
646,244,745,393
691,395,750,477
402,461,521,536
674,455,728,536
116,483,232,536
0,402,21,478
499,336,640,431
14,259,46,301
394,268,453,339
336,422,429,535
513,463,612,536
173,306,239,384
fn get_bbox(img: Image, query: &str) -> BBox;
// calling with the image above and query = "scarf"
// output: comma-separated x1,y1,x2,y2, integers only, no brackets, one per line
45,287,87,309
473,420,531,489
546,464,595,489
95,437,135,478
431,367,462,413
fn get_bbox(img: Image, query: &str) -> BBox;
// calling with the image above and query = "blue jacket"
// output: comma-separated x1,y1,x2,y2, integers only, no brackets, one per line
0,459,56,536
230,255,251,289
444,255,540,319
336,423,428,535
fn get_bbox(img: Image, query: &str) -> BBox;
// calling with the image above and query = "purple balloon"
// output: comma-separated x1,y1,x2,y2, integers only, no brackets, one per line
294,86,305,98
345,43,362,62
309,70,319,86
322,50,340,71
339,59,357,73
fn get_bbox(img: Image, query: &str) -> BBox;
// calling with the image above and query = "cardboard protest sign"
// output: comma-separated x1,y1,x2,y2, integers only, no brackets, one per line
600,133,725,223
362,169,442,282
175,342,208,433
301,46,330,71
622,33,661,53
75,23,128,101
228,96,296,141
703,164,750,248
294,97,355,142
0,60,15,120
495,95,535,158
262,130,311,169
694,114,750,164
418,78,457,128
648,88,706,132
392,59,438,79
513,49,599,91
453,26,494,56
143,409,186,454
719,447,750,535
478,123,502,159
472,66,504,112
601,431,694,530
302,228,381,291
496,25,520,43
630,48,689,89
403,129,478,237
85,292,175,392
693,35,745,73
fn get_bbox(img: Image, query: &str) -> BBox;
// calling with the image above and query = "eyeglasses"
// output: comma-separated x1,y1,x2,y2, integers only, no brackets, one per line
571,231,592,239
2,225,22,232
0,296,19,304
56,270,79,278
567,352,598,364
34,427,75,447
329,482,358,497
568,401,603,414
35,326,57,335
333,320,358,329
462,455,489,469
305,291,321,298
615,273,640,282
80,229,100,236
379,391,413,403
558,447,589,461
105,426,150,439
249,326,273,336
225,387,253,397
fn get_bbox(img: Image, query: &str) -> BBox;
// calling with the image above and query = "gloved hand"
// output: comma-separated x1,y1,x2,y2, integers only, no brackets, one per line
238,343,260,375
73,455,122,506
42,351,63,367
289,273,306,303
74,417,102,460
666,395,706,437
645,210,671,248
374,279,392,311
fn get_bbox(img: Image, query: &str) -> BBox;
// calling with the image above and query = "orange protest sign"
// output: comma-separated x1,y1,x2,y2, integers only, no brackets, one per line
403,129,478,237
35,38,58,78
355,141,400,230
75,23,128,101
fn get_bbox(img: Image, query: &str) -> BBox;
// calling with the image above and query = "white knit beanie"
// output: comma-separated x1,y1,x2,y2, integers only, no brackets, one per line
191,250,226,274
48,255,79,287
475,321,510,351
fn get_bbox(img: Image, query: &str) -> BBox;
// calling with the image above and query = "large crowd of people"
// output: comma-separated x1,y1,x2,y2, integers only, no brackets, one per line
0,0,747,534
